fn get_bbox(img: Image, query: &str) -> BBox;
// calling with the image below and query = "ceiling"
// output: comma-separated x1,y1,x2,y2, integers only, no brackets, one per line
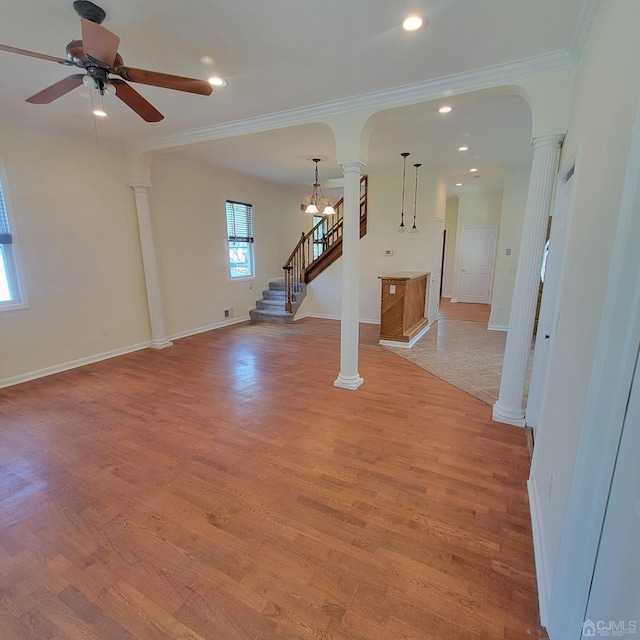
0,0,594,194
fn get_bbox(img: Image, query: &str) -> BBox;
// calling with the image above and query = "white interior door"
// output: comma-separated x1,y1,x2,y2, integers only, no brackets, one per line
458,226,496,304
527,166,576,430
582,346,640,638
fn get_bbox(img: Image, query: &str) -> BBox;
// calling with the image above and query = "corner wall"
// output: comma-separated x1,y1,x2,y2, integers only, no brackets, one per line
0,124,150,385
529,0,640,626
149,158,304,337
489,171,530,329
302,169,444,323
450,192,503,303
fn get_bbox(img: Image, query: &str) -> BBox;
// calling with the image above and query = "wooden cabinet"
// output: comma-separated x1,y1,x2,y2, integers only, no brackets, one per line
379,271,430,345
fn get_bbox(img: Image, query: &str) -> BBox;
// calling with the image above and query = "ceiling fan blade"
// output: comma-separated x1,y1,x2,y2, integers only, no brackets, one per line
114,66,213,96
0,44,67,65
26,74,85,104
81,17,119,67
111,79,164,122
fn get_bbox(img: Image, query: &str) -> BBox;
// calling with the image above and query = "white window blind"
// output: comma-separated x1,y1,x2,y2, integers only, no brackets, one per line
226,201,254,243
225,200,254,279
0,180,11,245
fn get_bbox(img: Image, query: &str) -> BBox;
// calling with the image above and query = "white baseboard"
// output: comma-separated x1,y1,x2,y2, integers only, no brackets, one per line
528,477,550,627
488,324,508,332
168,315,250,341
298,312,379,325
380,322,431,349
0,341,150,389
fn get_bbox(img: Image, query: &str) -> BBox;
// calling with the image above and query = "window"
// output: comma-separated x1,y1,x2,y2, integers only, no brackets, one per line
225,200,254,279
0,160,26,310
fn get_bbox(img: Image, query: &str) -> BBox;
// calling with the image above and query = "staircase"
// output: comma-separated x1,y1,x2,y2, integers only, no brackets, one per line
249,279,306,324
250,175,368,324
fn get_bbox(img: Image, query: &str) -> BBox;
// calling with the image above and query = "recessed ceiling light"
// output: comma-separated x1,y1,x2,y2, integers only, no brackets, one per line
458,146,469,151
200,56,214,66
439,106,453,114
403,15,423,31
456,183,463,187
469,167,478,172
93,109,107,117
208,76,227,87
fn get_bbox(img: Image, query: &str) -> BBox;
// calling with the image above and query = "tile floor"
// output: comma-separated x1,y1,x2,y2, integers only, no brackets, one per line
385,299,534,406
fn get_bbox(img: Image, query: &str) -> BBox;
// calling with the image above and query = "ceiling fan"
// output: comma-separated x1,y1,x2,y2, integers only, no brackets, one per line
0,0,213,122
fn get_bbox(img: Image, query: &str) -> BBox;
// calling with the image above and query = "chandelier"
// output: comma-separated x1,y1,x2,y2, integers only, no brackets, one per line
398,152,410,232
410,163,422,233
304,159,335,215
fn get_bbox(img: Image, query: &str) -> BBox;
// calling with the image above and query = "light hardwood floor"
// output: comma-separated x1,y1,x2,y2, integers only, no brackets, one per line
0,318,547,639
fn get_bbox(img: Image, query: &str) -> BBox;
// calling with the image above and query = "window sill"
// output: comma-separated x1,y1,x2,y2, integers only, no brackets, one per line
0,300,29,312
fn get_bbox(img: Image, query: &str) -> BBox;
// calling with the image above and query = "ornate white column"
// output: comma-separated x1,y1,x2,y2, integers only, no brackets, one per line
129,184,173,350
493,134,564,426
334,161,365,391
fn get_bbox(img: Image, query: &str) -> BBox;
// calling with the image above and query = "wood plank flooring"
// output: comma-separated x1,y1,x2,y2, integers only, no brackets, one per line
438,298,491,323
0,318,547,639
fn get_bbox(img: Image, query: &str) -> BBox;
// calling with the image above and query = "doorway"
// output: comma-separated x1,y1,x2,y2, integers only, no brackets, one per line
457,226,497,304
526,162,576,430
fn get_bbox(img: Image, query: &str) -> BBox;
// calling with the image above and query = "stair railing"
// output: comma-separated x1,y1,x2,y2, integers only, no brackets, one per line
282,175,367,312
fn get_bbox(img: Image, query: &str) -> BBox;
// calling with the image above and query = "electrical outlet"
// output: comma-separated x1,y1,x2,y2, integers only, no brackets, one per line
506,248,511,256
385,249,393,256
102,326,110,336
498,306,505,315
417,260,426,269
224,308,234,319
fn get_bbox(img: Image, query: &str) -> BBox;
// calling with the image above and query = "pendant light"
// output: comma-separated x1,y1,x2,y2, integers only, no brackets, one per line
398,152,410,232
410,163,421,233
304,158,335,216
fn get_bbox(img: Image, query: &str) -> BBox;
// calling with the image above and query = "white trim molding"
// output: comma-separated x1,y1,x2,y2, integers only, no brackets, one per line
379,323,431,349
131,51,575,153
0,342,150,389
167,315,250,341
528,477,551,625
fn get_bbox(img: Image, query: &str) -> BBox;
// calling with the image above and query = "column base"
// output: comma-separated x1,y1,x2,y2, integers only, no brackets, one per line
492,401,526,427
150,339,174,350
334,374,364,391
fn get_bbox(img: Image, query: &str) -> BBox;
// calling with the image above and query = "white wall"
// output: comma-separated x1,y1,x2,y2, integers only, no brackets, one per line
302,169,443,323
0,127,306,386
529,0,640,627
0,124,150,385
149,158,303,337
450,192,503,302
488,171,530,329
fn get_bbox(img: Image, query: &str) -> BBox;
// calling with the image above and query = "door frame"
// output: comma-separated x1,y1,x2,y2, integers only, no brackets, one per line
456,225,497,304
526,158,577,431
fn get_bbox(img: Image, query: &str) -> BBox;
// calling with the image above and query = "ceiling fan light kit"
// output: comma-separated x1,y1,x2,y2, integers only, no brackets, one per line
0,1,214,122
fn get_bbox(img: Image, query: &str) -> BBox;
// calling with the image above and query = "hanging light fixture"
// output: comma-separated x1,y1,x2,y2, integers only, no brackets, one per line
304,159,335,215
398,152,410,232
410,163,421,233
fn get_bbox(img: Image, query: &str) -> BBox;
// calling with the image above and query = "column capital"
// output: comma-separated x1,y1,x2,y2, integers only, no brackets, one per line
129,183,152,192
532,133,566,149
340,161,366,172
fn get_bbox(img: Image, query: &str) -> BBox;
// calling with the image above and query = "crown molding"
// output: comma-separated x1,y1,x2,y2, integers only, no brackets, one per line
569,0,601,64
130,50,575,153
